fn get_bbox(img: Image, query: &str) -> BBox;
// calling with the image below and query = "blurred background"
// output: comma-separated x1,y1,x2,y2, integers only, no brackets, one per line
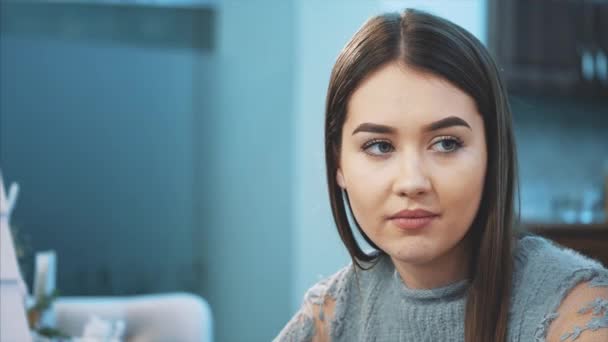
0,0,606,341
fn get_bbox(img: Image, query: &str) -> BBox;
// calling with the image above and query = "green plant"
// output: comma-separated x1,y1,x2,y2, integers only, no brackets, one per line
27,289,71,338
35,326,71,339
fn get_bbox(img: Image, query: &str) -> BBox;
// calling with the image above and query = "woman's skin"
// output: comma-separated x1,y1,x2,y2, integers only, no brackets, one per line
336,61,488,289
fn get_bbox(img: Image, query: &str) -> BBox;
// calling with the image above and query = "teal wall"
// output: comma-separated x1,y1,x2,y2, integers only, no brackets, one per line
0,2,203,295
195,0,294,340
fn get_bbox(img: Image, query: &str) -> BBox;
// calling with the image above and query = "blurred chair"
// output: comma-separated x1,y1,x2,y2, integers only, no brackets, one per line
54,293,213,342
30,251,213,341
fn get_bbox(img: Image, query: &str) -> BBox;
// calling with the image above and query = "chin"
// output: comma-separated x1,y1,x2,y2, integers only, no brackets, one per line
386,240,439,265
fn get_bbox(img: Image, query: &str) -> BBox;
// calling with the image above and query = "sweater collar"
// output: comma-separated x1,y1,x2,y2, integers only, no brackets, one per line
387,259,470,302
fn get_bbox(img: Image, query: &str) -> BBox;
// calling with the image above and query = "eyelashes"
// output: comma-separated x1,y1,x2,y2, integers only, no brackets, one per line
432,136,464,153
362,139,395,155
361,136,464,157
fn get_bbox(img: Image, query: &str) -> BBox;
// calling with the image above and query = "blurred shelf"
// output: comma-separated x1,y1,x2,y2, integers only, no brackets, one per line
0,0,217,50
523,222,608,233
2,0,216,9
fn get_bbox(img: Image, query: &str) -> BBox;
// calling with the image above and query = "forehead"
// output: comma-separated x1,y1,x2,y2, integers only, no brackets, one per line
346,61,480,129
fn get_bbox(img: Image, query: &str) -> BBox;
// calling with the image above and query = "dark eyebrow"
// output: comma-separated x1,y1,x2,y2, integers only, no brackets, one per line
351,123,396,135
424,116,471,132
352,116,472,135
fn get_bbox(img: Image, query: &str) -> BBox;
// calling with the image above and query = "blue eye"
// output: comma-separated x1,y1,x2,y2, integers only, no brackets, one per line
362,139,394,156
432,137,463,153
362,137,463,156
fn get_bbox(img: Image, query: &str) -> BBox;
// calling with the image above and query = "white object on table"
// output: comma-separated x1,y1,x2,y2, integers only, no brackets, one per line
78,315,125,341
32,250,58,328
33,251,57,301
0,170,32,342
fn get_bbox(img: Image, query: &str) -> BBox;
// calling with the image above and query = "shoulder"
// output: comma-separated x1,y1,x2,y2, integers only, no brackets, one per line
274,253,391,342
301,252,392,308
510,234,608,341
302,263,356,306
512,234,606,290
513,234,605,271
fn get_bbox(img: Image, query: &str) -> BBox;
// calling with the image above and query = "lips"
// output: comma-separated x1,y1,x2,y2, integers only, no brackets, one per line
389,208,439,219
388,209,439,230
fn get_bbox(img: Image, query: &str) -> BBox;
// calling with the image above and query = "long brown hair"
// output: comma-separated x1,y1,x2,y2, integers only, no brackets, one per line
324,9,519,342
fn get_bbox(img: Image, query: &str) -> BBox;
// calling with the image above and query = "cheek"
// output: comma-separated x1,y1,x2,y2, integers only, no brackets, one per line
435,151,486,223
343,149,392,191
341,156,392,228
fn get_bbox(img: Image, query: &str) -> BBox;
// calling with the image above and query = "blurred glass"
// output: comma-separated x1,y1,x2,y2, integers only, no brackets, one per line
552,186,605,224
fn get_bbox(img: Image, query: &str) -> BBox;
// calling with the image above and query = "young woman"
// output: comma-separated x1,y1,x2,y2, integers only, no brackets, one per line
275,8,608,342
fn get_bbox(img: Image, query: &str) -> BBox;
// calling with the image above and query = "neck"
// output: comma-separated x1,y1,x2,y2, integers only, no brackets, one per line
391,237,471,289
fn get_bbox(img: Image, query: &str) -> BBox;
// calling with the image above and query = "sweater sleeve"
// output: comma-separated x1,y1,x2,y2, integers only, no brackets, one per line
273,265,352,342
544,273,608,341
272,295,319,342
512,236,608,342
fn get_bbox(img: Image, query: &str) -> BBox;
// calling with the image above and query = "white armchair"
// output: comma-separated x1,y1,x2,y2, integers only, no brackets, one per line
54,293,213,342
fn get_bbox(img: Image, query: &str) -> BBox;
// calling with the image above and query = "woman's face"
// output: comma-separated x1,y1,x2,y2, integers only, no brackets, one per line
337,61,487,268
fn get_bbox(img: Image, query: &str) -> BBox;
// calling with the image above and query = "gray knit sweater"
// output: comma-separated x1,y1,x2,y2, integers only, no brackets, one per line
274,235,608,341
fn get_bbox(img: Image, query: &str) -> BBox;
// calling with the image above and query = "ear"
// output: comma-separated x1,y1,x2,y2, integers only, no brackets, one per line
336,168,346,189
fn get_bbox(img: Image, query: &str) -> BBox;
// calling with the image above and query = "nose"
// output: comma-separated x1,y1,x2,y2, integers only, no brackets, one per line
392,153,432,198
